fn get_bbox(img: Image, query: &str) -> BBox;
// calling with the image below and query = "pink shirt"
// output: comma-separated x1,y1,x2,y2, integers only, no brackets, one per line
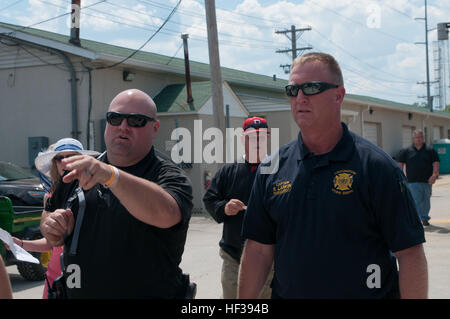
42,246,63,299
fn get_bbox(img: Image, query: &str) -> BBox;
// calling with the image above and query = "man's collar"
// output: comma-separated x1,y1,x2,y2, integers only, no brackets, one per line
103,146,155,169
413,143,425,151
296,122,354,163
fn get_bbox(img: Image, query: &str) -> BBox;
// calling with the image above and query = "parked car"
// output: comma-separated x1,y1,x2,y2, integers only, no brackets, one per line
0,161,48,281
0,162,45,207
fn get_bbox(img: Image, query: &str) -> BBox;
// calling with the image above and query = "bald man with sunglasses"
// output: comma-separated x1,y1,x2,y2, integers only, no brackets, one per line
40,89,194,298
239,52,428,299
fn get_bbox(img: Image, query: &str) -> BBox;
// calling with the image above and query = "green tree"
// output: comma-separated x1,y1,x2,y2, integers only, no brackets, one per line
445,104,450,112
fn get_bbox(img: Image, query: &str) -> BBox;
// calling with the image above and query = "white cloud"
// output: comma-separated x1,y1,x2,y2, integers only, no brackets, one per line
15,0,64,33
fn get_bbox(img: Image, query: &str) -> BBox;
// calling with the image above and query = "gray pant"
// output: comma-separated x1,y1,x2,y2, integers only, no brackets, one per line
408,182,432,221
219,248,273,299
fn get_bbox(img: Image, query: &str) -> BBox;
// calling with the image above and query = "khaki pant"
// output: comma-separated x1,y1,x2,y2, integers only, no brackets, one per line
219,248,273,299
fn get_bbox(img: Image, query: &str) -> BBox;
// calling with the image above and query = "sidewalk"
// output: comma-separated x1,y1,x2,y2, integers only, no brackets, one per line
423,174,450,298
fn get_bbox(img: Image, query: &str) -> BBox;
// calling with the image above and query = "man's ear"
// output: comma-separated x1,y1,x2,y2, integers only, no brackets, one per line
335,86,346,104
150,120,160,138
154,120,160,132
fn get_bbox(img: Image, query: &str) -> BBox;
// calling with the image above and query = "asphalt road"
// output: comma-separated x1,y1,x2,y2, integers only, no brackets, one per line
7,175,450,299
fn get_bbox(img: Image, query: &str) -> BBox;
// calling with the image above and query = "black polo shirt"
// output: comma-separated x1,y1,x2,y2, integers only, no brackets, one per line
47,147,193,298
203,161,259,262
242,123,425,299
397,145,440,183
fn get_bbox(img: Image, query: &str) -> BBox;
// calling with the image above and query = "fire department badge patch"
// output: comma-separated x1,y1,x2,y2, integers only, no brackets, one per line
332,170,357,195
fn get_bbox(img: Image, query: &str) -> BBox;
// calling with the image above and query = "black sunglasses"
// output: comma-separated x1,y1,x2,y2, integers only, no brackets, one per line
285,82,339,97
53,154,78,162
106,111,156,128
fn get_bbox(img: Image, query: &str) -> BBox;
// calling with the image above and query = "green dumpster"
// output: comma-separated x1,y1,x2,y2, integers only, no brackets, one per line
433,139,450,174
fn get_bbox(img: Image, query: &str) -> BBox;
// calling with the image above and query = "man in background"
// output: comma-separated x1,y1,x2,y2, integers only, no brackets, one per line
203,117,273,299
397,130,440,226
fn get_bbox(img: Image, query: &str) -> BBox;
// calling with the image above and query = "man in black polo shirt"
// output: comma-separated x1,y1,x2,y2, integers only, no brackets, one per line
238,52,428,299
40,89,193,298
203,117,273,299
397,130,440,226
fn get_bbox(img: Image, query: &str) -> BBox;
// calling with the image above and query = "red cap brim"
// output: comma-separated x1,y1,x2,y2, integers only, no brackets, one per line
243,128,269,135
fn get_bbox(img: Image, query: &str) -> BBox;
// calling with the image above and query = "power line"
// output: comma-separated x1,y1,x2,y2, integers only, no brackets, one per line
135,0,277,30
0,0,24,13
311,42,419,97
104,0,279,46
309,0,412,43
313,34,416,84
312,28,415,82
0,0,106,37
369,0,415,20
18,44,68,71
96,0,182,70
213,2,289,25
79,6,277,50
131,0,420,83
165,41,183,65
47,0,277,49
344,77,417,98
67,0,279,50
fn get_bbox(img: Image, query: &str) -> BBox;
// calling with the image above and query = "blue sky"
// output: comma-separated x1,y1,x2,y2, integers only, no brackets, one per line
1,0,449,107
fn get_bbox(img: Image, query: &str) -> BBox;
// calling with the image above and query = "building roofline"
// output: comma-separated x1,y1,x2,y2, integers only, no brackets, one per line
345,96,450,119
0,25,98,60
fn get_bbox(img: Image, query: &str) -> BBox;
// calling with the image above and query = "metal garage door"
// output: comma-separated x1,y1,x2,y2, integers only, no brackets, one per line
433,126,442,141
402,126,414,148
364,122,380,147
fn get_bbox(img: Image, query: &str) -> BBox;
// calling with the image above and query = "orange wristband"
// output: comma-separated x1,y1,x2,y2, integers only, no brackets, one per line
104,165,119,187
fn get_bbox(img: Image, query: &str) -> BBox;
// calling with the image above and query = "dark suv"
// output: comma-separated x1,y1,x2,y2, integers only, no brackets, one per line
0,161,48,281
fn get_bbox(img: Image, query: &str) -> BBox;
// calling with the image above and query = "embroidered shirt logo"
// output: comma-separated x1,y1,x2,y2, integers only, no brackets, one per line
332,170,356,195
273,181,292,196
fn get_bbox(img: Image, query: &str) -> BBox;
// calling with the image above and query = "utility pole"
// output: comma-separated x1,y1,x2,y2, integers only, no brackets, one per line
275,25,312,73
204,0,225,163
415,0,433,112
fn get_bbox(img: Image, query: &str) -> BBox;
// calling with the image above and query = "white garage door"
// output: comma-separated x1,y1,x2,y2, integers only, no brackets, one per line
402,126,414,148
364,122,380,147
433,126,442,141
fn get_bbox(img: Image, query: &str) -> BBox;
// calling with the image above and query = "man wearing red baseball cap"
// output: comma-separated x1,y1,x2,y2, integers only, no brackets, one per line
242,117,269,164
203,116,273,299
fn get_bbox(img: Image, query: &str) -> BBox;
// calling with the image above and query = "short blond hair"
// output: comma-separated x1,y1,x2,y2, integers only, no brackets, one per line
292,52,344,86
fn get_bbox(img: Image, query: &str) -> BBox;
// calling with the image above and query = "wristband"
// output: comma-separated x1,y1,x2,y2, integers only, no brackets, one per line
104,165,119,187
